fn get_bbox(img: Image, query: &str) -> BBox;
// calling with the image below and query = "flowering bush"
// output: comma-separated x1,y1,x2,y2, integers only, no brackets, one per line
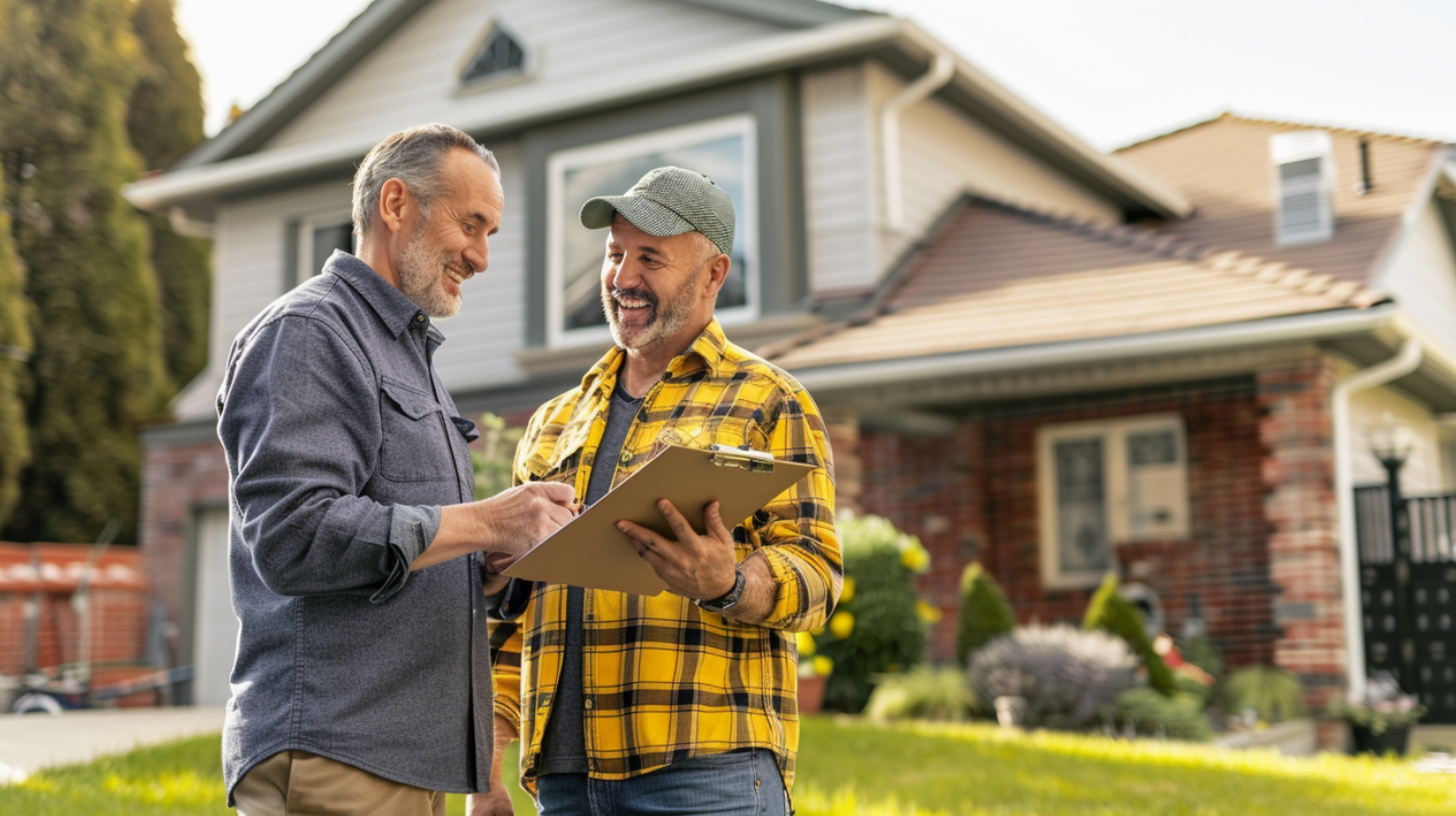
811,512,933,713
1328,673,1426,735
968,624,1142,730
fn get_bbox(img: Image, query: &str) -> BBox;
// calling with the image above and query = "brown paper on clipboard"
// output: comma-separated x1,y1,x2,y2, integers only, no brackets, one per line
502,444,814,596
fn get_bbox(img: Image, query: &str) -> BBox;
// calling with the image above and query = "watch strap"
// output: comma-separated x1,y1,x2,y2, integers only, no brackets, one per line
695,567,746,613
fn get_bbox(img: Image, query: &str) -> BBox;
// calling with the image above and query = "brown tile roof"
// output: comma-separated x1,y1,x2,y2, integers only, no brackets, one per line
1113,113,1445,284
764,195,1386,371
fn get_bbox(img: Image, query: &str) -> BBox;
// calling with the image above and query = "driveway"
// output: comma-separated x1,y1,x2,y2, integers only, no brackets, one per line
0,706,225,783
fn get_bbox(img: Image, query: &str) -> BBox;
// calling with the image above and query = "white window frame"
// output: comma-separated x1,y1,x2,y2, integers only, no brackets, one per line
297,209,354,281
544,115,759,349
1271,130,1336,247
1037,414,1190,590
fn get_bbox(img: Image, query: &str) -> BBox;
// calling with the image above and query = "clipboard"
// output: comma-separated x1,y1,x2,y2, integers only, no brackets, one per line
502,444,814,596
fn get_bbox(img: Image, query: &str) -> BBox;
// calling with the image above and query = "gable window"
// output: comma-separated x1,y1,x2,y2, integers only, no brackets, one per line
545,115,758,347
459,24,525,86
1271,131,1336,246
1037,415,1190,589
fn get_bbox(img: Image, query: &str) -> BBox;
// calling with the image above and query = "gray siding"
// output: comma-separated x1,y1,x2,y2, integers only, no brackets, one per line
265,0,781,152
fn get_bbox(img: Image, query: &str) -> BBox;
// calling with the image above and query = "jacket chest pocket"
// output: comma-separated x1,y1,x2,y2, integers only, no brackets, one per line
379,376,452,483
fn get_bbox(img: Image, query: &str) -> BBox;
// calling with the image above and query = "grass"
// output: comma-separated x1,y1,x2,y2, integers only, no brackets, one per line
2,718,1454,815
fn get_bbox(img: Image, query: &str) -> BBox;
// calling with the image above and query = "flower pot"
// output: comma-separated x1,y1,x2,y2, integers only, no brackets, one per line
1349,723,1411,757
798,673,826,716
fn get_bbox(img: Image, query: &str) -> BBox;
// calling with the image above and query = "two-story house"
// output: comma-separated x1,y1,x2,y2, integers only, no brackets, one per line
126,0,1456,733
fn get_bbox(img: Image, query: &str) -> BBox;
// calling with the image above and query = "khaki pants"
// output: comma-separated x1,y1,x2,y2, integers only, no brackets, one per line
233,751,447,816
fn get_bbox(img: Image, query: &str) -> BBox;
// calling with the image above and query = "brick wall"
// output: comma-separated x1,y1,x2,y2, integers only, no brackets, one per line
139,431,230,639
856,377,1278,672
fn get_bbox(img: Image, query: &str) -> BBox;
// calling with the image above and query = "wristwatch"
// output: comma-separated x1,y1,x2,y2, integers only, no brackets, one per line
695,567,746,614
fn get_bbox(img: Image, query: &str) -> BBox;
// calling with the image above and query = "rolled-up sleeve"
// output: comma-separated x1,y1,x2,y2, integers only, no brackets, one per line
218,314,438,600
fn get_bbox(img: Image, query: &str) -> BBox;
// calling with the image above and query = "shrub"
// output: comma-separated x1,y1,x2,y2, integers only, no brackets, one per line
955,562,1015,668
1109,687,1212,741
815,513,931,713
1082,573,1178,696
968,624,1142,730
863,664,975,723
1223,666,1304,724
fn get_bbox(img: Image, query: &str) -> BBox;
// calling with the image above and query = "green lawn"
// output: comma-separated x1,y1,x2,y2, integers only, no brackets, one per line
2,718,1454,815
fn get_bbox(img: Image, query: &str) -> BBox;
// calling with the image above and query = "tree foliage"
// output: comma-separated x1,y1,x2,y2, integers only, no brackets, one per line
0,169,32,529
128,0,210,393
0,0,165,544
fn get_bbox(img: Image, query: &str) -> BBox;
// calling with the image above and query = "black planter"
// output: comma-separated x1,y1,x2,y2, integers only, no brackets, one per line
1349,723,1412,757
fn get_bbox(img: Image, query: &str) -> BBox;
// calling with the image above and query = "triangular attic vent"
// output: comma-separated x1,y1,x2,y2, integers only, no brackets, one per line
461,25,524,84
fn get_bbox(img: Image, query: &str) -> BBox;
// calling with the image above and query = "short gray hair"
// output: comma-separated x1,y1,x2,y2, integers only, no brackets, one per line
351,124,498,239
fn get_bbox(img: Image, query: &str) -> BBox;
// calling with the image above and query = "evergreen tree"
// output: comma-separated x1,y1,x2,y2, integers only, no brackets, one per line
955,561,1015,668
1082,573,1178,696
128,0,210,393
0,169,33,529
0,0,165,544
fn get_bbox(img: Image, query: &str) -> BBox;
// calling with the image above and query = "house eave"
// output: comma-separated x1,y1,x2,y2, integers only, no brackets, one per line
788,306,1402,398
127,14,1189,220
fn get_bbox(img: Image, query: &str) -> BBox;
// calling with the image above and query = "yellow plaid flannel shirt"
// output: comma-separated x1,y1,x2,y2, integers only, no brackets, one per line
490,320,840,792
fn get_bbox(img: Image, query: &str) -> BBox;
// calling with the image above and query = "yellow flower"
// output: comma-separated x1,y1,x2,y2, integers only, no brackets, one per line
812,655,834,677
900,545,930,573
829,610,855,639
795,631,817,656
839,576,856,603
810,625,825,637
916,600,943,624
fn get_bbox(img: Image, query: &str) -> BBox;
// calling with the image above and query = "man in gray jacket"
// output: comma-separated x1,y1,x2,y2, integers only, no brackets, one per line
218,124,575,816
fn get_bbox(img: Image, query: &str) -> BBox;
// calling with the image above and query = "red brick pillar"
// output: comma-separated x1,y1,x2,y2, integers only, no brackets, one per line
1257,355,1345,743
823,409,862,515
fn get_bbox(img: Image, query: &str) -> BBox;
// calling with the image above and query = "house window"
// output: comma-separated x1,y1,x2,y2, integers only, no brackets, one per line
288,212,353,290
1037,415,1190,589
1270,131,1335,246
545,115,758,347
459,24,525,86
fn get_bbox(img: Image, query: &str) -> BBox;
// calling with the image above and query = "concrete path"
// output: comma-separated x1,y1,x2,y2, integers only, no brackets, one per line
0,706,225,783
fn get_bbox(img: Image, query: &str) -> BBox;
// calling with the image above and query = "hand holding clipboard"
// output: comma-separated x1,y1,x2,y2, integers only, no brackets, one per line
502,445,813,596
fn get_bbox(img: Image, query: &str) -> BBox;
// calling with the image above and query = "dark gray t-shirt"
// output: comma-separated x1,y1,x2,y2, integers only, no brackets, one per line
539,380,643,775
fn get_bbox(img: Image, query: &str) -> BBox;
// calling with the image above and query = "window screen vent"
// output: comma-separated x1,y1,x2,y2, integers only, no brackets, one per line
461,26,524,85
1271,131,1335,246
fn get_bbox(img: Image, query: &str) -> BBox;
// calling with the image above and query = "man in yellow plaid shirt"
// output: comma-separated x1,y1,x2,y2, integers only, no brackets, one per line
475,167,840,816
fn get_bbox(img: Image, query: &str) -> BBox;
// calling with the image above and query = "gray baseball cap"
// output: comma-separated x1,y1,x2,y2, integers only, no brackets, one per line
579,166,735,255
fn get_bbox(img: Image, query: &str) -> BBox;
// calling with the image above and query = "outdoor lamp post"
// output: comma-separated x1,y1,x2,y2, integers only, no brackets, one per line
1366,413,1417,694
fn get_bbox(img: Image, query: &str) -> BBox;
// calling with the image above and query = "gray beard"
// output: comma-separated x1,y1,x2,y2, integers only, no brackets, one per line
603,266,702,351
397,227,461,319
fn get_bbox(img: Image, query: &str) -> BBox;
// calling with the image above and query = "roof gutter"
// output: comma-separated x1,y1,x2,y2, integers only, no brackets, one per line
790,305,1400,394
1331,331,1422,703
882,50,955,233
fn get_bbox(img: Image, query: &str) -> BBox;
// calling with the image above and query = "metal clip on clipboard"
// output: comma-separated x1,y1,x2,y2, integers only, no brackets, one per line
708,444,775,473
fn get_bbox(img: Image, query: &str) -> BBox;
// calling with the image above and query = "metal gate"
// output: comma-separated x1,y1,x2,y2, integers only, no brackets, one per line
1355,486,1456,724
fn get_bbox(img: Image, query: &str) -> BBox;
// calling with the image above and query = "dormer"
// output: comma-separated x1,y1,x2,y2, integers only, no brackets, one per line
1270,130,1336,246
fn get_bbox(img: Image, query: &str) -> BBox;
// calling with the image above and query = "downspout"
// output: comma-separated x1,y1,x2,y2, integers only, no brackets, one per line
1331,335,1422,701
881,50,955,234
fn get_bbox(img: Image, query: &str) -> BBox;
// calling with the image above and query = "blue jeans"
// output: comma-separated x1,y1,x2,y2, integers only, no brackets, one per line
536,749,789,816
